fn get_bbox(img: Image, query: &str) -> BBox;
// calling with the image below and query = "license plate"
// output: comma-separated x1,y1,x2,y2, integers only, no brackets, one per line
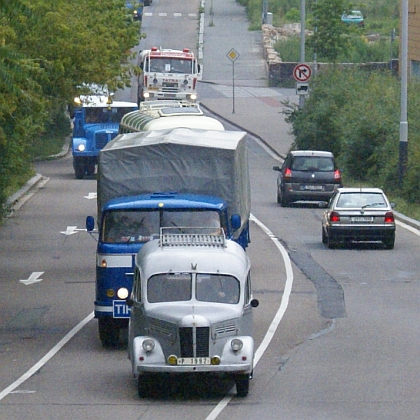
113,300,131,318
177,357,211,365
303,185,323,191
351,216,374,223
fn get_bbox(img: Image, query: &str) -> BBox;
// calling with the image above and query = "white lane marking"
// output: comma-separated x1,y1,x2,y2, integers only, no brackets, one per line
396,219,420,236
19,272,44,285
0,312,94,401
205,213,294,420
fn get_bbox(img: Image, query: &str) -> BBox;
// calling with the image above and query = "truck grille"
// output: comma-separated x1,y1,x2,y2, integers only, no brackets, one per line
162,82,179,92
179,326,209,357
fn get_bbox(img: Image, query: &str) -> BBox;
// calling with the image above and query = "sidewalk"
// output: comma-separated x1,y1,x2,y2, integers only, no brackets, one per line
197,0,298,159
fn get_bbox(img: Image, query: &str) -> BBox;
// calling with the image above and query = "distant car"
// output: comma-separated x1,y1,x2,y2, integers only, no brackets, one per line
143,0,152,5
341,10,364,27
321,187,396,249
273,150,342,207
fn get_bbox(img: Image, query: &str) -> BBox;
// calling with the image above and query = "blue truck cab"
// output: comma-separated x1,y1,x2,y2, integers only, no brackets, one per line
71,92,137,179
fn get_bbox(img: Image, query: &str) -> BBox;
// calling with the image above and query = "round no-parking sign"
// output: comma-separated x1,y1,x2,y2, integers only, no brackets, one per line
293,64,312,82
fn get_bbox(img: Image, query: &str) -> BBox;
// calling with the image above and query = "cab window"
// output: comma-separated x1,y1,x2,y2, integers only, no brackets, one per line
147,273,192,303
196,274,240,304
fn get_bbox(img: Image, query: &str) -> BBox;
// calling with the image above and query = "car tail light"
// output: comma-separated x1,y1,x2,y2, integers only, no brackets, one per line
284,168,292,178
384,211,394,223
330,211,340,222
334,169,341,181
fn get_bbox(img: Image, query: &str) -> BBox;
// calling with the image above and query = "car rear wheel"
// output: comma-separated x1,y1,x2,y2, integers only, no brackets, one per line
322,227,327,244
327,234,336,249
383,235,395,249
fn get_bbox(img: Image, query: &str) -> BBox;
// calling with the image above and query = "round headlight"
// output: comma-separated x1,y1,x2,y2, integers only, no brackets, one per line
143,92,150,98
231,338,243,352
142,339,155,352
189,93,197,101
117,287,129,299
77,144,86,152
211,356,221,365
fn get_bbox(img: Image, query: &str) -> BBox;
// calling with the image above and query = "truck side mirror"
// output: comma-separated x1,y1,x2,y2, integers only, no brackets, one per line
231,214,241,231
251,299,259,308
86,216,95,232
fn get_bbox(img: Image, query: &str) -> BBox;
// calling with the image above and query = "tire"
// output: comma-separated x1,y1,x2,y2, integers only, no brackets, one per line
98,317,120,348
86,163,95,176
235,374,250,397
384,235,395,249
280,189,289,207
327,235,336,249
137,375,151,398
73,158,85,179
322,226,327,244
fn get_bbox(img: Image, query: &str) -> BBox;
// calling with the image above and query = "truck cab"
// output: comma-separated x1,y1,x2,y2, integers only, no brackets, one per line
127,229,259,397
137,47,200,103
89,192,246,348
71,92,137,179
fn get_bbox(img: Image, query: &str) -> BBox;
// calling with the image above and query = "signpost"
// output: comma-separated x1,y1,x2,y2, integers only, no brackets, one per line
226,48,239,114
293,63,311,97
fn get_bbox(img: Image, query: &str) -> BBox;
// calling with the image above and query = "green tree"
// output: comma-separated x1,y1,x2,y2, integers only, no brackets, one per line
306,0,353,62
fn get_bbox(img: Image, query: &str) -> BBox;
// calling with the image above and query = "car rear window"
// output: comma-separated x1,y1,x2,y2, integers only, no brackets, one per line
291,156,334,172
337,193,387,208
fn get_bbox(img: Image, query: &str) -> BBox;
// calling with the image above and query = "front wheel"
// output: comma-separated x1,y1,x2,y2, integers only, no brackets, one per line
235,374,250,397
98,317,120,348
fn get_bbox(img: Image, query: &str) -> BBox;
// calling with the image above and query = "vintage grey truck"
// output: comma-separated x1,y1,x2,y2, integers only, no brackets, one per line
126,229,259,397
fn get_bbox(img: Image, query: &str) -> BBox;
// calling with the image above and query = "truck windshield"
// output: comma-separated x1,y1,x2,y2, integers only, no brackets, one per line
196,274,240,304
102,210,160,243
102,209,222,243
162,210,220,232
149,58,193,74
85,107,136,124
148,273,192,303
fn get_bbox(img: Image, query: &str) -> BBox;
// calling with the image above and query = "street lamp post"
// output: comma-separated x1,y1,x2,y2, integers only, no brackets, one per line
400,0,408,184
299,0,306,108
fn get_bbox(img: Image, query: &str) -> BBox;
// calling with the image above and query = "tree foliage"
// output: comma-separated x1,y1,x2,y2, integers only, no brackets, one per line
0,0,142,218
286,67,420,203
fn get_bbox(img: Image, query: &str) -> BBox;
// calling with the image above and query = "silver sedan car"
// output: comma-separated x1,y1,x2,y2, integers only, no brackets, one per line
321,187,396,249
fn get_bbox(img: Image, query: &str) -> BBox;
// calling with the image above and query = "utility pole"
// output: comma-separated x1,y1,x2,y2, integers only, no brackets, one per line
400,0,408,184
299,0,306,108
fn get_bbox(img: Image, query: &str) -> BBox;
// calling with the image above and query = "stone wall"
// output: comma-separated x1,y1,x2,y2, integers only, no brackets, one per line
262,24,398,87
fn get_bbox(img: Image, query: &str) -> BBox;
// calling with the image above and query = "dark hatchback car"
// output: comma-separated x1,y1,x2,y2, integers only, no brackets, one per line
273,150,342,207
321,187,396,249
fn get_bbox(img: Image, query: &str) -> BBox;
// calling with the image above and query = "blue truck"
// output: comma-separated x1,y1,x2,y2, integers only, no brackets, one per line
86,127,251,347
125,1,144,22
71,90,138,179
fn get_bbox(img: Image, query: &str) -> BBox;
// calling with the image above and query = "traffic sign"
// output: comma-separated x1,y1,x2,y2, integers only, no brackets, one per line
293,63,312,82
226,48,239,62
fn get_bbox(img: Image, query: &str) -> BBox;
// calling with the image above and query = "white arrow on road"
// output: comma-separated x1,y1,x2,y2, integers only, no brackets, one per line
20,272,44,285
60,226,87,235
84,192,97,199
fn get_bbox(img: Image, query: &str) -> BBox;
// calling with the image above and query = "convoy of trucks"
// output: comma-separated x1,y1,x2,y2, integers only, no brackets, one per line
71,89,138,179
137,47,200,103
86,127,251,350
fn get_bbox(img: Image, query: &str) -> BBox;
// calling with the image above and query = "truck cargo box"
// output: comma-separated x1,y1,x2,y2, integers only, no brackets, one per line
97,128,250,227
